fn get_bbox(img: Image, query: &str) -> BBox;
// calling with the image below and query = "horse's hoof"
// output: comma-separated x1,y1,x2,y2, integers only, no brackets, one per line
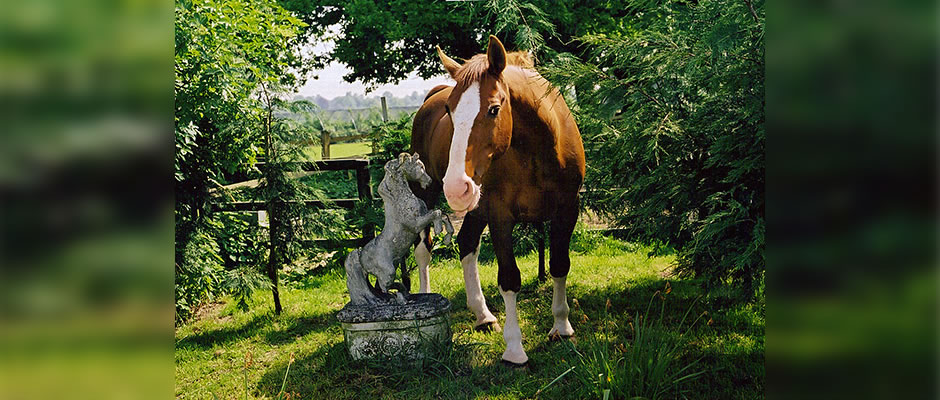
474,321,501,333
547,333,576,343
500,359,529,370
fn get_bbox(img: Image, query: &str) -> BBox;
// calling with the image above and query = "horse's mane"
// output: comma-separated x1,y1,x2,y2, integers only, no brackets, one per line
453,51,533,88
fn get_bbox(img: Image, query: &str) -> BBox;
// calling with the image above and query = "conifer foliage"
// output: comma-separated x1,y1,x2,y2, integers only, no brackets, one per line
542,0,765,295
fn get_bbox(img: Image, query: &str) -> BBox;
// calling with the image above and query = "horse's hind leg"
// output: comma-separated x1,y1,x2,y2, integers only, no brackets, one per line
535,222,546,282
547,195,579,339
415,228,432,293
415,209,442,293
411,186,439,294
399,258,410,294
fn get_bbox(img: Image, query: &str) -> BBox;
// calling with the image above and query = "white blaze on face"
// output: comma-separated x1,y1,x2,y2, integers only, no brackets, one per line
443,82,482,213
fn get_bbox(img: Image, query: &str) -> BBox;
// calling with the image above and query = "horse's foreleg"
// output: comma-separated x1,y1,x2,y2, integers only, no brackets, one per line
490,214,527,366
547,195,579,339
457,213,499,332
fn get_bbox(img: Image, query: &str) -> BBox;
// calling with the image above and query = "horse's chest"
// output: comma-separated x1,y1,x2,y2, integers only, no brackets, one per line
484,153,562,222
510,191,552,221
488,183,556,222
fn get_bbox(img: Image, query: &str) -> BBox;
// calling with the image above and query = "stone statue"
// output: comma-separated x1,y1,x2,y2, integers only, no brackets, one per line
344,153,454,306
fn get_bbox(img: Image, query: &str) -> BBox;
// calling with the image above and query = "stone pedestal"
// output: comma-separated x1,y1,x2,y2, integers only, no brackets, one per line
337,293,451,361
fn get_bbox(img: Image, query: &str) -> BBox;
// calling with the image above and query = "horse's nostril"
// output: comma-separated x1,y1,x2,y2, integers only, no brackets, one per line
463,181,474,197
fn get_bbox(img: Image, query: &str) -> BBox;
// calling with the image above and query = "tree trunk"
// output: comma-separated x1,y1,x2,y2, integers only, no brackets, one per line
262,86,282,315
264,170,284,315
266,226,283,315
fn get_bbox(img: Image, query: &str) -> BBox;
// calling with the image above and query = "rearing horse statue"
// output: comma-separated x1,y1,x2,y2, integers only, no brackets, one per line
410,36,586,367
345,153,453,306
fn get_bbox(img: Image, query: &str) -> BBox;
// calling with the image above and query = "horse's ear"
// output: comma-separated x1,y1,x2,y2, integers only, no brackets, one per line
486,35,507,76
399,152,410,164
437,46,460,79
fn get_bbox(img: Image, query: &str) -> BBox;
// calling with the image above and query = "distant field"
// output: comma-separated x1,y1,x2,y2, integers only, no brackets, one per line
303,141,372,160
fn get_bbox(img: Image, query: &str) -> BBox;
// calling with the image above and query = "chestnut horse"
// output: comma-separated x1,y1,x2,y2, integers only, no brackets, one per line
409,36,586,366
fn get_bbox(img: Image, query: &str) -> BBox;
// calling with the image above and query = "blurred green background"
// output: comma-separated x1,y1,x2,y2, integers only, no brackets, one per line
0,0,936,398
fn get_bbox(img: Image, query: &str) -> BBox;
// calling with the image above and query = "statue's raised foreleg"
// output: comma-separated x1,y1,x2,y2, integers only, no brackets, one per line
441,214,454,245
413,209,442,236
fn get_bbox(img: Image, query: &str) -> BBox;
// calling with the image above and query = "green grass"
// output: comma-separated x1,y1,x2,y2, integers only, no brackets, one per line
175,238,764,399
303,142,373,160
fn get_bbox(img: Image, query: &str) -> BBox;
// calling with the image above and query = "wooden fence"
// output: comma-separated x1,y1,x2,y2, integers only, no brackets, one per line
212,158,376,248
314,96,405,159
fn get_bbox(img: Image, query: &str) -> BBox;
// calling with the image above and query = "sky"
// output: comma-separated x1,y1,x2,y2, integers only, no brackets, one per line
292,31,452,100
294,62,452,100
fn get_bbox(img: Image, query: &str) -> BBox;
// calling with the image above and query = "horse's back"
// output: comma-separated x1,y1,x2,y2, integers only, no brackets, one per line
503,66,586,190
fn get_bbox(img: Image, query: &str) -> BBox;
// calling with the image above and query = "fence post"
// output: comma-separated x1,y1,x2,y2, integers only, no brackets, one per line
380,96,389,122
347,109,359,132
355,162,375,243
321,131,331,159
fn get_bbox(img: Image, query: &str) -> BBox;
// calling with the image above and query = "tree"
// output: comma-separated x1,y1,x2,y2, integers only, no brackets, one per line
174,0,308,321
277,0,632,88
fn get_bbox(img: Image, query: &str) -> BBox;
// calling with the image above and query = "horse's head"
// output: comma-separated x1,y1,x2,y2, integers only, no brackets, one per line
437,36,514,214
394,152,432,189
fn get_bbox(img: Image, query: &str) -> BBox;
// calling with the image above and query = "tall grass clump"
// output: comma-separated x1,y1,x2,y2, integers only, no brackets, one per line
567,287,706,399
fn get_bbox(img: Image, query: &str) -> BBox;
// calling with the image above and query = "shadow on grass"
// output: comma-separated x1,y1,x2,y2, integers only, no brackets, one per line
255,341,348,398
264,312,339,345
177,310,340,350
254,330,534,400
176,314,272,350
252,272,762,399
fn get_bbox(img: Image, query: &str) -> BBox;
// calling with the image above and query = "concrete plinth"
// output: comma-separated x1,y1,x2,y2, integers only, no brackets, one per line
337,293,451,361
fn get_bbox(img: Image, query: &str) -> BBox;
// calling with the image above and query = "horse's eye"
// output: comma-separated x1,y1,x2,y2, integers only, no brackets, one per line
488,105,500,117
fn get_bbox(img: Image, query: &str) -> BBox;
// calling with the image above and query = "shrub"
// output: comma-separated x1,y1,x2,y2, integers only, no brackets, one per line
370,113,415,163
542,0,765,297
175,224,224,323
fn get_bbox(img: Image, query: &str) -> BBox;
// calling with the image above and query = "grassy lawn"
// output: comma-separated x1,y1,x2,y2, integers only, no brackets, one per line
175,237,764,399
303,142,373,160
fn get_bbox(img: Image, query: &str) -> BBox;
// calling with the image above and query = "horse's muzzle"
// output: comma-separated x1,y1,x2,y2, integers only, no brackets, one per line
443,177,480,215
